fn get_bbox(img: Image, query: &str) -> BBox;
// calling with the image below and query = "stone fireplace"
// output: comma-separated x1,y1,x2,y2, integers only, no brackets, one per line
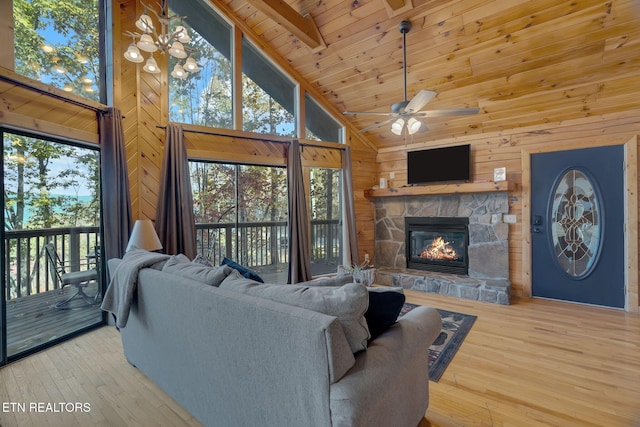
374,192,511,304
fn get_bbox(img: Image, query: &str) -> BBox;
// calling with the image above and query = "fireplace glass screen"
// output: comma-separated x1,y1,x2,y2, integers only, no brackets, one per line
405,217,469,275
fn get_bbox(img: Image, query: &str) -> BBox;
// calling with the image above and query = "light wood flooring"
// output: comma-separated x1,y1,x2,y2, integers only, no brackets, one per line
0,291,639,427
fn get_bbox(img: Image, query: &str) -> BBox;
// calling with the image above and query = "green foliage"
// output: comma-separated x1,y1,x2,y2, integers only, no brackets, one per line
169,31,234,127
3,133,100,230
13,0,101,100
190,162,287,225
241,78,295,137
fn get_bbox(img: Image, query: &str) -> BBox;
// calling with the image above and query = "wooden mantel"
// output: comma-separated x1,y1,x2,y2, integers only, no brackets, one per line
364,181,513,198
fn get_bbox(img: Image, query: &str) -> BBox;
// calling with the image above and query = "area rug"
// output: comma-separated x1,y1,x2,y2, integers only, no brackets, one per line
400,303,477,382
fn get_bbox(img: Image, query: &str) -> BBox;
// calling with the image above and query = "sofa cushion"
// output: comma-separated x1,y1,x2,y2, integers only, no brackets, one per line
365,287,406,340
192,254,214,267
162,255,233,286
221,257,264,283
220,270,370,353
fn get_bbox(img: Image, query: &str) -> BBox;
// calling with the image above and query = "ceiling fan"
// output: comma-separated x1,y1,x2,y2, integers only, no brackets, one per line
343,19,479,135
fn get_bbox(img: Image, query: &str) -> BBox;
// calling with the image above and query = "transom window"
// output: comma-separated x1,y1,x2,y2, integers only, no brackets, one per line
169,0,232,128
168,0,342,142
12,0,104,102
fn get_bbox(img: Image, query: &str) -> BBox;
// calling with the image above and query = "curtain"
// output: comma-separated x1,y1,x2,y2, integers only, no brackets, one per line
155,123,197,259
287,140,312,283
99,107,132,262
342,146,359,266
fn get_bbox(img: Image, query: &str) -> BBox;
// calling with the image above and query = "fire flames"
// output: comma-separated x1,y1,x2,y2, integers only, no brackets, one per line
420,236,458,261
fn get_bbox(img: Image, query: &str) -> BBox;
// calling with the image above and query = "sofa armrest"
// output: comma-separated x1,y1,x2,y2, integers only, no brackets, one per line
330,305,442,427
300,273,354,287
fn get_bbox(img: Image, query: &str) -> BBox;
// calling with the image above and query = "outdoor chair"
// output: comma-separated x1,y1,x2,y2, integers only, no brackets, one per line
44,243,99,309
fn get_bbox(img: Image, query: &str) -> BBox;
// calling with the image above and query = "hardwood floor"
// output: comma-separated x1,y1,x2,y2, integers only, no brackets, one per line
0,291,638,427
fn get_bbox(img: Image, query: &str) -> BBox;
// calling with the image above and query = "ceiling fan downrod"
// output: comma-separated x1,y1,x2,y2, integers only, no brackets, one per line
393,19,412,113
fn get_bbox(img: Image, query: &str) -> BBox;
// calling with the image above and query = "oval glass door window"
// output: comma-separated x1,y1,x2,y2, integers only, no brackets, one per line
550,169,601,277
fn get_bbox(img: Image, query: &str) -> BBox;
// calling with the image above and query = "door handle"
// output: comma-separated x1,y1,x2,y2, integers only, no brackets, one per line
531,215,543,234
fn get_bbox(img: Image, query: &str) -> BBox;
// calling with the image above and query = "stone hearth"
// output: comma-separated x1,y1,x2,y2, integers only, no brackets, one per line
374,192,511,304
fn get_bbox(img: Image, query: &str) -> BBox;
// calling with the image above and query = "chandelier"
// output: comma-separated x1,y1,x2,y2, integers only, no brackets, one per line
123,0,200,79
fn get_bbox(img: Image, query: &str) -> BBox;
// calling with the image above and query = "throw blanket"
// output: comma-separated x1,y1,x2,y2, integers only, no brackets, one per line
101,250,170,328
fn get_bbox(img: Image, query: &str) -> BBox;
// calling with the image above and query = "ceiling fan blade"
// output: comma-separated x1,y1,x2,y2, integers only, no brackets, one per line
358,118,396,133
343,111,394,116
405,89,437,113
418,107,480,118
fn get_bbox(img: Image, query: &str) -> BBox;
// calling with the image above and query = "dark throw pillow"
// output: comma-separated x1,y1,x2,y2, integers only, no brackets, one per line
365,287,406,340
221,257,264,283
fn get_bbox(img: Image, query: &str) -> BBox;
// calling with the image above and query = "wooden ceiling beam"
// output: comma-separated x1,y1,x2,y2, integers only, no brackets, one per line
245,0,326,50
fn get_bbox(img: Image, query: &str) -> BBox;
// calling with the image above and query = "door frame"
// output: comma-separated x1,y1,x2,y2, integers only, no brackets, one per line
521,136,638,312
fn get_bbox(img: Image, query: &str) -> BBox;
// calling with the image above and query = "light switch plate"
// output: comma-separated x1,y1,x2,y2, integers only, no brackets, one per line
503,214,517,224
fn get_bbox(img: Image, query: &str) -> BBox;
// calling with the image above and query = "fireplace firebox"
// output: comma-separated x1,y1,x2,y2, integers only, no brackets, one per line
405,217,469,275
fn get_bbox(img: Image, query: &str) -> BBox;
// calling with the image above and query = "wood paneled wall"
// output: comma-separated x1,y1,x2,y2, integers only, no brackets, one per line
0,70,100,145
376,109,640,309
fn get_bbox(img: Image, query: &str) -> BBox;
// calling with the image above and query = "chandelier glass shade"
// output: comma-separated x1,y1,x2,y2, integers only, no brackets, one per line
123,0,200,79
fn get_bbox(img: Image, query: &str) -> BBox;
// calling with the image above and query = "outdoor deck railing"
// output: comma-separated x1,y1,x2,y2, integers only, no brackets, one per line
195,219,342,270
5,219,341,300
4,226,101,301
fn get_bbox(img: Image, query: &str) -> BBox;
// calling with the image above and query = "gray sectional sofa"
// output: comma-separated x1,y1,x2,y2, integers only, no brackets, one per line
106,252,442,427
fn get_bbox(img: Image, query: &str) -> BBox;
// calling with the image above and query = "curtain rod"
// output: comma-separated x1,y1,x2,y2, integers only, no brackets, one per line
156,125,347,151
0,74,109,113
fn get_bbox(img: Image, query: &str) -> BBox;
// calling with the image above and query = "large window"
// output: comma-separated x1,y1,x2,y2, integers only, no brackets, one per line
191,161,288,284
190,160,345,281
12,0,105,102
169,0,233,127
2,130,102,361
309,167,343,276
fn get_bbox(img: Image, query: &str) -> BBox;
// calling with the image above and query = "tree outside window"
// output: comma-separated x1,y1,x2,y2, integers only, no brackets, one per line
13,0,102,101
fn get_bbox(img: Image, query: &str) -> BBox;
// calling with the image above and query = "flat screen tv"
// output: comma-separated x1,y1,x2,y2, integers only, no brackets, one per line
407,144,471,185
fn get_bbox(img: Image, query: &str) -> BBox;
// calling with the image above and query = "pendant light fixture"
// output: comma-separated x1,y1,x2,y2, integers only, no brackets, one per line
123,0,200,79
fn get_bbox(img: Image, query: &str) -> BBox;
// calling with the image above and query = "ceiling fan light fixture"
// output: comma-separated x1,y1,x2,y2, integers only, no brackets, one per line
391,118,405,135
407,117,422,134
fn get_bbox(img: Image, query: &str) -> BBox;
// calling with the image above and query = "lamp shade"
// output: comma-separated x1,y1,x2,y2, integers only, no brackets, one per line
168,41,188,59
143,57,161,74
124,44,144,63
170,63,187,79
137,33,158,53
126,219,163,252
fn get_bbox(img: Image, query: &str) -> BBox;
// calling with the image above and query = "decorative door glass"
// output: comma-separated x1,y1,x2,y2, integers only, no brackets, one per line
550,169,601,277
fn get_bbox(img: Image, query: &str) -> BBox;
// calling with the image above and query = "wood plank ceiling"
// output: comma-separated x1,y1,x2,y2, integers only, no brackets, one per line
213,0,640,150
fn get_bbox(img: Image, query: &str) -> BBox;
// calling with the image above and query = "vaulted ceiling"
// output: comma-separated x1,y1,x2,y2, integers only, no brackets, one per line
213,0,640,150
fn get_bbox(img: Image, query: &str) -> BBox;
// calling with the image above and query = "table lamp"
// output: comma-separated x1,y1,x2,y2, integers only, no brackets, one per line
126,219,163,252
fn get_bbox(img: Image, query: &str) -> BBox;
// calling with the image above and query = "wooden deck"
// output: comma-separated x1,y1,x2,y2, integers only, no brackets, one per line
5,283,103,357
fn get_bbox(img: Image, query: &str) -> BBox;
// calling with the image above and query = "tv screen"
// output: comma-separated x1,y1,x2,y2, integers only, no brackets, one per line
407,144,471,185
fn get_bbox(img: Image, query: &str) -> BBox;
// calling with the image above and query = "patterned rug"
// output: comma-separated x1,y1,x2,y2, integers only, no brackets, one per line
400,303,477,382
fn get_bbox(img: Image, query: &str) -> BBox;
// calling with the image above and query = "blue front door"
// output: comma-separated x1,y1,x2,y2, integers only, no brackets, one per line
531,145,625,308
